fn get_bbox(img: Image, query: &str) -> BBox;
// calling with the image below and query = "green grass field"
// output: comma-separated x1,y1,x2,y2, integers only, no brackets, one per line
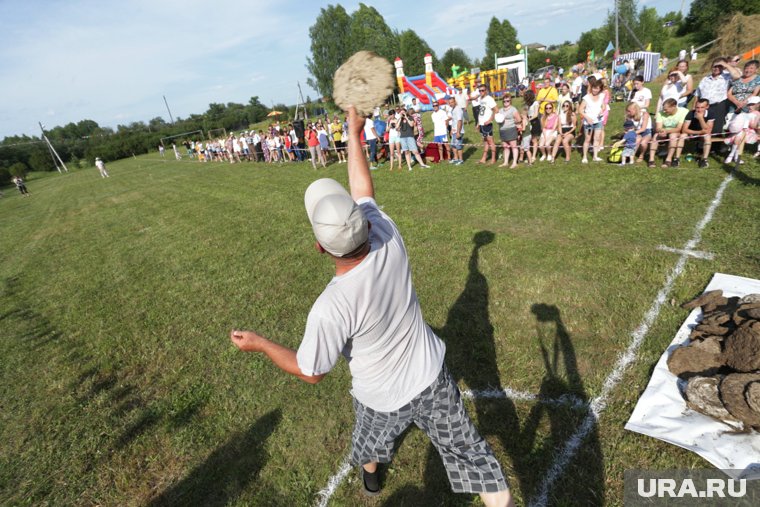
1,97,759,506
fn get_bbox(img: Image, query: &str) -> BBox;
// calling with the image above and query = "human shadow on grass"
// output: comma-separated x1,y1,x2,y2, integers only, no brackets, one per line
148,409,281,507
381,232,604,506
719,160,760,187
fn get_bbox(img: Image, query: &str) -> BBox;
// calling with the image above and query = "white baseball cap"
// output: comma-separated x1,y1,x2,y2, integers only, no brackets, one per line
304,178,368,257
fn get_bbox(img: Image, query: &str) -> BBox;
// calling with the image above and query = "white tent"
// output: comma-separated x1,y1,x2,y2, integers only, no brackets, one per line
616,51,661,82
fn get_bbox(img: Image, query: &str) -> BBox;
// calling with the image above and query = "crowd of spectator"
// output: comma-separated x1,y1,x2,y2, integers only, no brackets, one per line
164,56,759,170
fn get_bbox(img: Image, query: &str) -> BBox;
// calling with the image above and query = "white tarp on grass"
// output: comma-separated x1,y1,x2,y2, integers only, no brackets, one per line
626,272,760,480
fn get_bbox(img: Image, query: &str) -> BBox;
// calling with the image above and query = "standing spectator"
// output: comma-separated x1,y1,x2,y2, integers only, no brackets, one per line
628,76,652,111
557,83,572,111
411,109,425,151
455,87,469,123
431,102,450,162
398,107,429,170
331,116,347,163
727,60,760,114
475,84,498,164
12,175,30,197
676,98,714,167
448,95,465,165
526,89,542,163
648,98,688,167
551,101,577,163
363,114,379,169
571,70,585,103
305,125,324,169
317,122,331,165
158,144,165,157
620,120,638,165
496,94,521,168
411,97,421,113
536,77,558,115
578,81,607,163
95,157,109,178
470,79,482,132
696,57,742,140
386,111,402,171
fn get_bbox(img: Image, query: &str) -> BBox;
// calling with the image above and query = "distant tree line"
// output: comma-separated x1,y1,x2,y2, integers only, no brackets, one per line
0,97,274,185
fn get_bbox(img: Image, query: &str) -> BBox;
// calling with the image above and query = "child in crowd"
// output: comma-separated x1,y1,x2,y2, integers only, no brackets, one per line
621,119,637,165
519,105,534,164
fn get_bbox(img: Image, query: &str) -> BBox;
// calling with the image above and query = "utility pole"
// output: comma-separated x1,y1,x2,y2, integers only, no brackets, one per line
38,122,68,173
163,95,175,124
615,0,619,56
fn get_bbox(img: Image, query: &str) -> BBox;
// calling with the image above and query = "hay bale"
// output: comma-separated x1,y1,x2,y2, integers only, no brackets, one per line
685,376,736,421
667,344,723,378
720,373,760,429
703,13,760,71
723,323,760,372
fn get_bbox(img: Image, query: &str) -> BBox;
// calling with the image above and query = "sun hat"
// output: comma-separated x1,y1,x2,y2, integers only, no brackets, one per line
304,178,368,257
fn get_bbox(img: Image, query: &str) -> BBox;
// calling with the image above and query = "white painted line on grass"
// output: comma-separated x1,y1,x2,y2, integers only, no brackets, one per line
461,387,588,409
656,245,715,260
314,456,352,507
528,173,734,507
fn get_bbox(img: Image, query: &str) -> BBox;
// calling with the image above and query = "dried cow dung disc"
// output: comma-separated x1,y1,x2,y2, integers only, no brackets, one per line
682,290,724,310
692,336,723,355
694,324,731,336
720,373,760,428
667,344,723,379
747,382,760,414
333,51,395,116
740,307,760,320
701,313,731,326
685,376,736,421
740,293,760,304
723,323,760,372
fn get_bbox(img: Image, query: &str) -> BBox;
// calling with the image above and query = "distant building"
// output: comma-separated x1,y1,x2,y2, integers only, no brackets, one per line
526,43,547,51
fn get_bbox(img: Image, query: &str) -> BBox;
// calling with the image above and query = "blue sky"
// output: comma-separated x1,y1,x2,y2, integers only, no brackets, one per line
0,0,691,139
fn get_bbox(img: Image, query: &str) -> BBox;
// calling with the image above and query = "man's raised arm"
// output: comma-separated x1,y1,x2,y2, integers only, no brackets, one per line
346,106,375,201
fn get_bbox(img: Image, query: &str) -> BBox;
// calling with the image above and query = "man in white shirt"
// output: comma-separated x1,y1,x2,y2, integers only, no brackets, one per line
448,95,465,165
363,115,380,169
475,84,498,164
411,97,421,113
230,106,513,506
431,102,451,162
571,72,584,102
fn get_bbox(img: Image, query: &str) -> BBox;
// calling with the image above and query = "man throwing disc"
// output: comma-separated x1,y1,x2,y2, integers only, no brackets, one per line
230,106,512,506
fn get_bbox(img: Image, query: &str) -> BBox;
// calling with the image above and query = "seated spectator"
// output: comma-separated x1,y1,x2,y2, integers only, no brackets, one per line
538,103,559,161
658,72,686,111
551,100,576,163
556,83,572,112
727,60,760,114
671,60,695,105
724,96,760,163
648,98,688,167
625,102,652,163
696,57,742,139
676,98,714,168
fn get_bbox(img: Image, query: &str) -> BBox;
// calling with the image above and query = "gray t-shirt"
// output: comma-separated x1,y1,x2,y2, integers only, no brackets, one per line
450,106,464,136
297,197,446,412
498,106,518,130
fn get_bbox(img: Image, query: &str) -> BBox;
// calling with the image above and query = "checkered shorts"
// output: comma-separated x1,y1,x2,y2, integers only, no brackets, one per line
350,364,509,494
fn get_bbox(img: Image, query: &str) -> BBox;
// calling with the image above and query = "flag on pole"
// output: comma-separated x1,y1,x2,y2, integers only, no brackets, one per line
604,41,614,55
645,42,652,51
589,49,595,61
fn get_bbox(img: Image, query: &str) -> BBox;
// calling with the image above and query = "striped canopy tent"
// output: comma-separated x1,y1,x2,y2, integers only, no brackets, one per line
616,51,661,82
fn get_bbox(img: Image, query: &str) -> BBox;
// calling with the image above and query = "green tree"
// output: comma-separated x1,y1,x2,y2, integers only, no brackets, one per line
680,0,759,44
576,28,606,63
28,147,55,172
602,0,640,54
398,29,437,76
482,17,518,70
306,4,352,98
9,162,28,177
439,47,473,79
348,3,399,63
637,7,665,52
